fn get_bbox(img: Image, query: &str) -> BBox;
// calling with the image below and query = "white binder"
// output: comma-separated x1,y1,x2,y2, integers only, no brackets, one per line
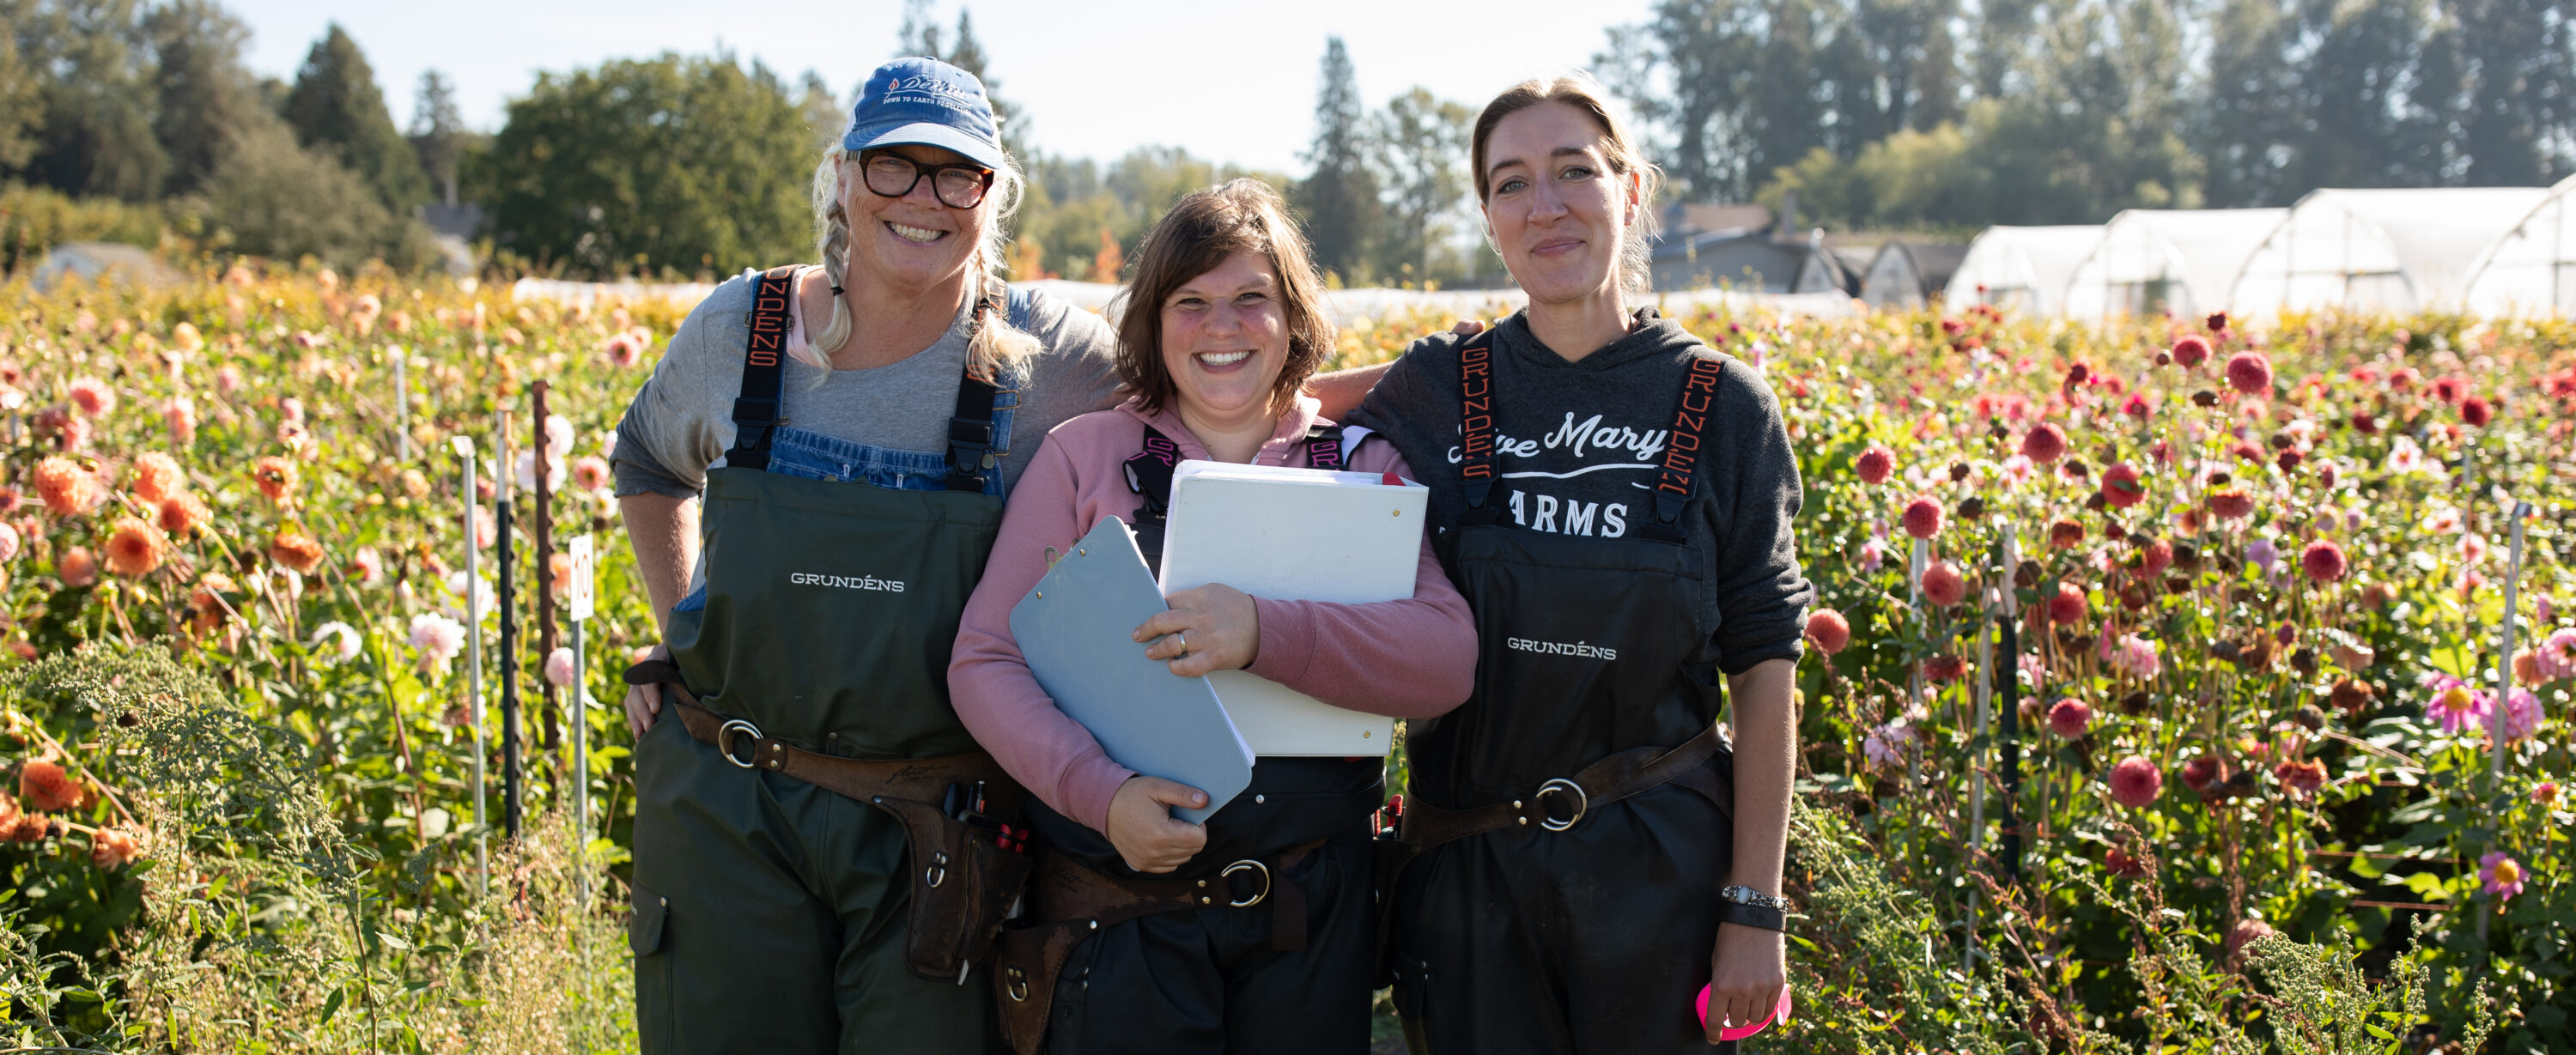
1157,459,1430,756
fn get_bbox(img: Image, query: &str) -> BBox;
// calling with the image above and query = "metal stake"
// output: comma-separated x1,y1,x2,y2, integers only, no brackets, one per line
454,436,486,892
2481,501,2532,942
497,411,523,838
392,348,410,461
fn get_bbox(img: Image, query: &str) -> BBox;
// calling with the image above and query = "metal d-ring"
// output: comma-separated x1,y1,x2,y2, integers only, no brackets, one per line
1219,859,1272,907
716,719,764,769
1005,967,1030,1001
927,849,950,888
1534,778,1589,832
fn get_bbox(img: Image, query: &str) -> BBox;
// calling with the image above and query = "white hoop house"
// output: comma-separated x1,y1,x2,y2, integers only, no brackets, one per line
2229,188,2550,314
2060,209,2287,320
1941,226,2106,317
2463,174,2576,317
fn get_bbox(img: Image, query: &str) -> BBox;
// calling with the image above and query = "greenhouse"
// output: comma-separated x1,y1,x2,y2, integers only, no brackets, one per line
2229,187,2550,314
2463,173,2576,318
2059,209,2287,321
1940,225,2106,316
1858,241,1967,310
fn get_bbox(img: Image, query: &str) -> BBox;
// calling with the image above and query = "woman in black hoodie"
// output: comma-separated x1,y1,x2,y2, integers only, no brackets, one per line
1352,75,1813,1053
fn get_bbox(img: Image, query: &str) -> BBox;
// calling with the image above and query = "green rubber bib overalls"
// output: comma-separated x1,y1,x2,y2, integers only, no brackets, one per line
629,268,1030,1054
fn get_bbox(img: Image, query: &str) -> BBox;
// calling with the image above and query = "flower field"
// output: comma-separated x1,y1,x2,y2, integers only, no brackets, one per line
0,264,2570,1052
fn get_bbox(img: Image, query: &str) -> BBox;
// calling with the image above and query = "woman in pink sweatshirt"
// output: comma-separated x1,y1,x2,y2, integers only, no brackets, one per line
950,179,1473,1055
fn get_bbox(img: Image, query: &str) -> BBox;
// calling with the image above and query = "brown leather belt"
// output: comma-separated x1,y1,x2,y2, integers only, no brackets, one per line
1398,723,1733,852
993,840,1323,1055
635,658,1023,815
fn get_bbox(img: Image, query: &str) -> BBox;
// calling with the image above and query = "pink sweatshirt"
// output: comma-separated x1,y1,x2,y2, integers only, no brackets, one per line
949,395,1476,833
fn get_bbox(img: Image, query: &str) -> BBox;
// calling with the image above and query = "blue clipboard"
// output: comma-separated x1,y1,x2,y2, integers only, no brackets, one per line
1007,517,1252,824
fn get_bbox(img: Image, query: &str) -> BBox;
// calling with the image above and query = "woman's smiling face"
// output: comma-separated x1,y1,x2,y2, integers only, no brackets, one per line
1480,100,1637,304
841,142,989,291
1159,250,1291,425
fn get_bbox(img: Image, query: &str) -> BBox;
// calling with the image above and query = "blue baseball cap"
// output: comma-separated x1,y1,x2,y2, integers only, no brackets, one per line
842,58,1006,173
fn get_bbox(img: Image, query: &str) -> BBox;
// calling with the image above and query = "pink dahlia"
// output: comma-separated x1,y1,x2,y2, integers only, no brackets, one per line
2100,462,2146,509
2107,757,2164,808
2020,423,2068,464
2226,351,2273,396
1855,445,1895,485
2534,628,2576,681
2046,698,2092,739
2490,688,2543,743
1805,609,1851,655
1901,496,1944,539
2300,540,2348,583
2045,582,2088,625
1921,561,1966,607
2423,676,2491,736
2171,335,2210,367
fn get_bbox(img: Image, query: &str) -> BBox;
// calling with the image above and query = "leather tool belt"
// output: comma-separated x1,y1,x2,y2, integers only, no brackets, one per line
1371,724,1734,984
628,659,1035,984
991,840,1324,1055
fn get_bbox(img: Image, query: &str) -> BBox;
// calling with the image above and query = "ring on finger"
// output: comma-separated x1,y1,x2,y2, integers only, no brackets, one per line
1171,632,1188,656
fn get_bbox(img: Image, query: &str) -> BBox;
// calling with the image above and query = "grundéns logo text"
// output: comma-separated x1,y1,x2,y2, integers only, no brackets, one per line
788,572,906,593
1506,637,1617,661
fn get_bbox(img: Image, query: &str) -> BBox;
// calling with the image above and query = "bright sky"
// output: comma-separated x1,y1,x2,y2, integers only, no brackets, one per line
226,0,1659,174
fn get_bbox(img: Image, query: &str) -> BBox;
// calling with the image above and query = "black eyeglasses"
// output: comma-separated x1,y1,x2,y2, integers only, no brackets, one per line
860,151,995,209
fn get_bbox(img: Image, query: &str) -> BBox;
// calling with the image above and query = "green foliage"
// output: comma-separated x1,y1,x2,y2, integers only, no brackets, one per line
199,117,440,270
473,52,813,277
0,181,177,273
283,23,431,215
15,0,170,202
140,0,261,197
1368,88,1479,285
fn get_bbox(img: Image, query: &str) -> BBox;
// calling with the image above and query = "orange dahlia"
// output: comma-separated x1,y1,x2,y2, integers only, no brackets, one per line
130,452,185,504
103,516,167,577
33,456,104,516
268,527,325,573
252,456,298,504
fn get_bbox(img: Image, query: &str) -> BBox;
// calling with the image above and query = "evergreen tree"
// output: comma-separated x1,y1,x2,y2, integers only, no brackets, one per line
409,70,466,205
283,23,429,213
2453,0,2574,185
143,0,264,197
1294,37,1378,282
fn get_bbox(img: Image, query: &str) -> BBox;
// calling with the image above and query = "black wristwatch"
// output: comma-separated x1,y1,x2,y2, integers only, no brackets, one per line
1716,885,1794,932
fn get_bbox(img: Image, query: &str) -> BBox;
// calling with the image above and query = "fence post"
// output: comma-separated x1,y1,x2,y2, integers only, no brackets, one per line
497,411,523,838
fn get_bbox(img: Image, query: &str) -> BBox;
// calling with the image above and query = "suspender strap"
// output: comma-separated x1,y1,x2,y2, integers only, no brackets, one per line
1122,425,1185,518
1454,331,1500,511
946,370,999,491
1640,354,1728,543
1303,423,1346,469
724,265,801,473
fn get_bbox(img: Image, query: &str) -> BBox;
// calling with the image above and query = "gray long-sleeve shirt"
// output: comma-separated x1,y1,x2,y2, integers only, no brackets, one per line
1347,310,1813,675
613,270,1122,500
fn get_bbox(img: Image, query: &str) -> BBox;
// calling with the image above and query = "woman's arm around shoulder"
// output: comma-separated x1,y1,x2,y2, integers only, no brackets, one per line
1239,441,1475,718
948,426,1137,833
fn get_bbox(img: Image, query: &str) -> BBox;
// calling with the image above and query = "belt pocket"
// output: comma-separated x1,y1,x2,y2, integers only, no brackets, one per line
989,918,1090,1055
629,883,669,956
875,797,1037,983
1390,950,1433,1022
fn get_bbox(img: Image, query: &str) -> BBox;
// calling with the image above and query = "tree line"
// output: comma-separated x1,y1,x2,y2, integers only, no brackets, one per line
1599,0,2576,231
9,0,2567,280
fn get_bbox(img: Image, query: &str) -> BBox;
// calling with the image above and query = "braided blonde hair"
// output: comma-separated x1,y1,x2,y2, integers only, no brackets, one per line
809,145,1039,379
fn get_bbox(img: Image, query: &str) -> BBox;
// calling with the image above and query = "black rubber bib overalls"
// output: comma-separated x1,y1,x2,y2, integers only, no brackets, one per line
629,269,1025,1054
1014,423,1383,1055
1389,338,1738,1054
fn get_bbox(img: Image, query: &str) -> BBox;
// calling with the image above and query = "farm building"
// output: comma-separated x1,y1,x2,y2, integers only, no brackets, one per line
1941,226,2106,317
2462,173,2576,317
1857,241,1967,309
2229,187,2550,313
2059,209,2287,321
1648,200,1854,294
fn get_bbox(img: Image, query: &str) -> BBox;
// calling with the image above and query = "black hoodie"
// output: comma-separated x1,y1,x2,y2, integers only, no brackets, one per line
1347,308,1813,675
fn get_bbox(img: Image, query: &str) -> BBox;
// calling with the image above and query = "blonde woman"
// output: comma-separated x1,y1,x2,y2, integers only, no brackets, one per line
1353,76,1810,1053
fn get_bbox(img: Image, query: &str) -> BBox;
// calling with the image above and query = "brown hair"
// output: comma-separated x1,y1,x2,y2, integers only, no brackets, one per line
1114,179,1335,416
1470,74,1664,294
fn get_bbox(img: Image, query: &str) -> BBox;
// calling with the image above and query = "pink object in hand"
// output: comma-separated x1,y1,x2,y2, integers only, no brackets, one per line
1697,984,1794,1040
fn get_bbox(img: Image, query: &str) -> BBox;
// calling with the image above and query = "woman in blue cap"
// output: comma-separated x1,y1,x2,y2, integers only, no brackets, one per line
611,58,1388,1052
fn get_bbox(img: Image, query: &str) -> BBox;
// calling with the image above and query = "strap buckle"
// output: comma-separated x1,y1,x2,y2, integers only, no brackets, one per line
1219,859,1272,907
716,719,764,769
1534,778,1589,832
